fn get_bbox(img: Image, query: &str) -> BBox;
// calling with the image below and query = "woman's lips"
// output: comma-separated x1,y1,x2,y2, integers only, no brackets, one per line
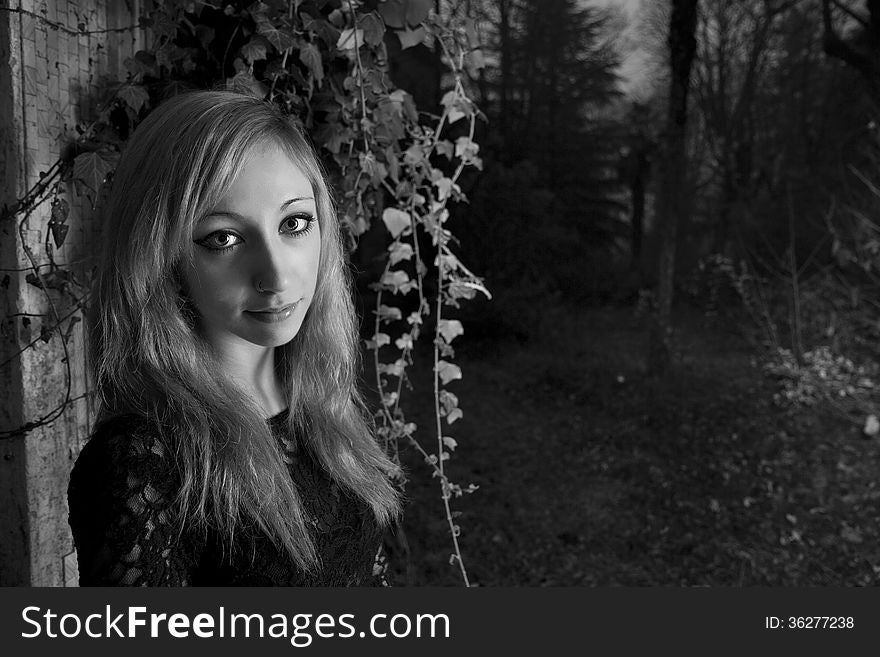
245,301,299,324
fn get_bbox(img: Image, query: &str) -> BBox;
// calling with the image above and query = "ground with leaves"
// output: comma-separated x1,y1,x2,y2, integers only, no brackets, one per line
386,303,880,586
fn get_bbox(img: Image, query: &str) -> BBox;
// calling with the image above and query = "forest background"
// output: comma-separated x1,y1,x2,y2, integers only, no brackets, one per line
3,0,880,586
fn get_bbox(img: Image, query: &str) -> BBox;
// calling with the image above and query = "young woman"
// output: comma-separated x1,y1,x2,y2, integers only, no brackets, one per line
68,90,401,586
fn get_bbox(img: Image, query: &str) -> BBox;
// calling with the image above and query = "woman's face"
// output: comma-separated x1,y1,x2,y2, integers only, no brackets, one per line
182,143,321,360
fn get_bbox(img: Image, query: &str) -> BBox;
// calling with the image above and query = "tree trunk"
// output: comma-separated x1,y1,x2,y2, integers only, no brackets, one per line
647,0,699,375
499,0,513,163
628,143,650,272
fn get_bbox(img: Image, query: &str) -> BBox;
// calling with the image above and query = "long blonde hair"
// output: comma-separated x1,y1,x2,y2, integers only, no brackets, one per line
88,90,400,569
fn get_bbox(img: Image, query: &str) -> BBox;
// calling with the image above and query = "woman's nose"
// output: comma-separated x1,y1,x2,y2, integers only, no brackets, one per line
252,239,291,294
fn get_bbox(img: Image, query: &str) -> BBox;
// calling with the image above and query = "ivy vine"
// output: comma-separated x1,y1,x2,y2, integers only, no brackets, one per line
1,0,487,584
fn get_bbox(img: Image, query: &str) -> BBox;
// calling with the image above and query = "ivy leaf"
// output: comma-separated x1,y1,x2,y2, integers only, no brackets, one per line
361,152,388,186
155,42,186,70
49,196,70,248
442,436,458,451
395,334,413,350
264,58,288,82
299,42,324,85
439,390,461,423
51,197,69,224
447,107,465,124
377,0,406,28
384,145,400,183
240,36,269,62
438,319,464,344
336,28,364,52
436,139,454,160
361,12,385,46
256,16,296,52
247,1,271,15
226,70,269,98
378,0,432,28
436,360,462,385
328,8,345,27
376,304,403,323
402,94,418,123
436,339,455,359
374,100,405,140
403,144,421,166
424,211,451,246
378,359,407,377
455,136,480,160
446,278,490,303
441,90,466,123
405,0,433,27
316,122,352,154
391,421,416,437
390,89,418,123
365,332,391,350
382,208,411,238
440,390,459,410
73,151,116,194
124,50,157,77
381,269,416,295
397,26,425,50
303,15,340,46
434,177,458,201
143,14,178,40
388,241,414,266
50,222,69,249
116,84,149,113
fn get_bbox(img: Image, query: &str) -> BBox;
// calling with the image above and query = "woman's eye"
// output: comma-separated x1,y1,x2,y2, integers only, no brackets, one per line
197,231,242,250
281,214,315,235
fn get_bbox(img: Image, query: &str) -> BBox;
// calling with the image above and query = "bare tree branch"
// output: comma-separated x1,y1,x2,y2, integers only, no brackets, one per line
831,0,870,29
822,0,879,88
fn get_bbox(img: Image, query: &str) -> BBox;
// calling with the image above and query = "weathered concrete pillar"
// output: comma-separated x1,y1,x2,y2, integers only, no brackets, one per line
0,0,141,586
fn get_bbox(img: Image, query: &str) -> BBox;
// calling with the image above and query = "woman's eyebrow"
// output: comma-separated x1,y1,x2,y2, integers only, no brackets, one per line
280,196,315,210
203,197,315,221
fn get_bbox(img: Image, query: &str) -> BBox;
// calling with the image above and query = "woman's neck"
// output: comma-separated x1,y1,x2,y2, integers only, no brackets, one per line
217,343,287,418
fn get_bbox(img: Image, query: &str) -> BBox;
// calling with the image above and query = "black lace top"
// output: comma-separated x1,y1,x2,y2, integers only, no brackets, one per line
67,411,387,586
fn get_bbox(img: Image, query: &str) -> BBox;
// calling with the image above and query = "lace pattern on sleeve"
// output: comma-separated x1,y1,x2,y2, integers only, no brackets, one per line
68,417,202,586
372,544,391,587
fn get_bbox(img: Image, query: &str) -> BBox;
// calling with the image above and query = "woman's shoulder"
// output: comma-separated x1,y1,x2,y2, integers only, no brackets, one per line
69,414,199,586
82,412,168,456
71,413,177,489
